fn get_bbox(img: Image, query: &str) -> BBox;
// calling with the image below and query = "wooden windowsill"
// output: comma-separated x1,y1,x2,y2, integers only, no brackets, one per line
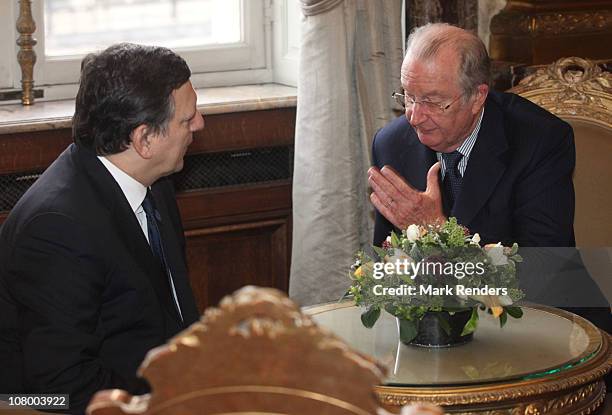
0,83,297,135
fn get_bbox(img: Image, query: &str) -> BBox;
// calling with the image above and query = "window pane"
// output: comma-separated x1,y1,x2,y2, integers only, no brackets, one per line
44,0,242,58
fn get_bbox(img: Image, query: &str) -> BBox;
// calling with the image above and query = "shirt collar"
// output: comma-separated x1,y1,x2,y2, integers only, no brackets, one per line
435,107,485,161
97,156,147,213
455,107,485,157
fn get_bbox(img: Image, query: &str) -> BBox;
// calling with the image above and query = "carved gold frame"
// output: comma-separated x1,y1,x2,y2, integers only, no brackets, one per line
509,57,612,130
87,287,389,415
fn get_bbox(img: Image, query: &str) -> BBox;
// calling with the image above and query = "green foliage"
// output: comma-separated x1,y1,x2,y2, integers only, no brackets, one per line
442,217,467,247
506,306,523,319
391,231,401,248
499,310,508,328
461,307,480,336
360,306,381,328
398,318,419,343
347,218,524,337
372,246,389,261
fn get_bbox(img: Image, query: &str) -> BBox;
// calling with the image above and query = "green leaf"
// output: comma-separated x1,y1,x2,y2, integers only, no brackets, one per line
510,243,519,255
391,231,401,248
435,313,452,336
506,306,523,319
384,304,397,316
409,244,421,261
499,310,508,328
399,318,419,343
372,246,388,261
361,307,381,328
461,307,479,336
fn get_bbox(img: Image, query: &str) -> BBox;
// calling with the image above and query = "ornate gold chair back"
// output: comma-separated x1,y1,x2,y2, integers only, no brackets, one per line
510,57,612,248
510,57,612,304
86,286,387,415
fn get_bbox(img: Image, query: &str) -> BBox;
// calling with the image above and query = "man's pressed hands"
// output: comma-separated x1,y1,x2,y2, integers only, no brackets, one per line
368,162,446,230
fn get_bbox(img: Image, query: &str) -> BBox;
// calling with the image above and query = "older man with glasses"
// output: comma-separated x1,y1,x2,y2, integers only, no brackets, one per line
369,22,571,248
368,23,611,332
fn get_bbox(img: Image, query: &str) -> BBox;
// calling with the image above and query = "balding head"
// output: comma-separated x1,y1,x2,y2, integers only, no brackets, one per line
398,23,490,152
404,23,490,98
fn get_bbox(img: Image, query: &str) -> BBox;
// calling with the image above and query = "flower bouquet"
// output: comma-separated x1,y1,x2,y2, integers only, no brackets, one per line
346,218,524,347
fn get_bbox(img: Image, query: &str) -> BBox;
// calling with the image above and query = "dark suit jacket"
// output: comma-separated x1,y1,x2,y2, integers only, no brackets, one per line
0,143,199,413
371,90,611,331
372,90,576,248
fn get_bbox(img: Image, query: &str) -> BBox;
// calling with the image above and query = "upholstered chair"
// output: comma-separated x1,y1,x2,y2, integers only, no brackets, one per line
510,57,612,304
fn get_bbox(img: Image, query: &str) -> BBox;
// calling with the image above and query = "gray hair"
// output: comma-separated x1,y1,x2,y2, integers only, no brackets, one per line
405,23,490,97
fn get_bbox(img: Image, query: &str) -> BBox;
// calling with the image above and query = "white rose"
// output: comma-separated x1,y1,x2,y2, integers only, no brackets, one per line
406,224,420,242
471,233,481,245
469,294,508,318
498,295,513,306
484,243,508,266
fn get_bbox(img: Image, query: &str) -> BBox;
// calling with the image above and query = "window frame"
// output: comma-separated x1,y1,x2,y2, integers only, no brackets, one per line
0,0,297,102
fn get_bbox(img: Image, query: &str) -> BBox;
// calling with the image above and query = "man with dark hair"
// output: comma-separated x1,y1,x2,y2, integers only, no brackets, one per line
368,24,610,331
0,43,204,413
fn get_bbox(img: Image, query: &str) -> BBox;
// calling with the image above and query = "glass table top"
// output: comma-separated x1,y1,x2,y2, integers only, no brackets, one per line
307,303,603,386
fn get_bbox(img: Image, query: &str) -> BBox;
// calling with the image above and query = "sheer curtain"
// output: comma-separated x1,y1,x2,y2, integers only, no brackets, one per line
289,0,404,305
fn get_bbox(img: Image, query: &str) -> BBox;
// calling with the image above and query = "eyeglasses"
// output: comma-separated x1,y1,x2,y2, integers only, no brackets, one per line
392,91,464,115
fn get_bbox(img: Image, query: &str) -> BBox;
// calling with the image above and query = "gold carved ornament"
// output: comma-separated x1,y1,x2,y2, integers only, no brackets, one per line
85,287,390,415
375,311,611,415
306,302,612,415
491,9,612,36
509,57,612,129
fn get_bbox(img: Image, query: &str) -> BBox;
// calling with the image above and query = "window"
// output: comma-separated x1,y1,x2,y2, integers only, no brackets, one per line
0,0,299,102
44,0,242,57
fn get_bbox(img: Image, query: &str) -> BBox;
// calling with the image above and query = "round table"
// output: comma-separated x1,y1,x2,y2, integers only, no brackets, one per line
306,302,612,414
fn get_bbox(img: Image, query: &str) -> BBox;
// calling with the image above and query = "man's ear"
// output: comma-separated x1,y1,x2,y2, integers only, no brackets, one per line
471,84,489,114
130,124,155,159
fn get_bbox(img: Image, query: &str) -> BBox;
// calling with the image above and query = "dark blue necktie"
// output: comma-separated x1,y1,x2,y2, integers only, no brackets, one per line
141,189,183,321
442,151,463,209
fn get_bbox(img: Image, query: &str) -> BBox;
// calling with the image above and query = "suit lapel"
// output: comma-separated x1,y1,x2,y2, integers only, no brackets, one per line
453,96,509,226
74,145,183,325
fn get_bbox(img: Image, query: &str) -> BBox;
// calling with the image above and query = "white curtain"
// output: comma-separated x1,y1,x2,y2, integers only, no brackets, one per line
289,0,404,305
